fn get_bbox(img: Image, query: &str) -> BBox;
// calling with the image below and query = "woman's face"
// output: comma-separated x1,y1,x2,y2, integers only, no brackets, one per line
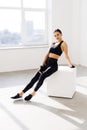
54,32,62,41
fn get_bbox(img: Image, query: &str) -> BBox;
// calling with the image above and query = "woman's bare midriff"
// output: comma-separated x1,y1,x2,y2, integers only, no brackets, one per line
48,53,60,60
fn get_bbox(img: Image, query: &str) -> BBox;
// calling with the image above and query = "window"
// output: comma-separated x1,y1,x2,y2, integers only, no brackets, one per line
0,10,21,45
23,0,46,8
0,0,21,7
25,11,45,45
0,0,47,46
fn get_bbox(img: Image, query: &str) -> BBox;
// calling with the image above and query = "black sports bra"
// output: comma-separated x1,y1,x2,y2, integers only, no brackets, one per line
49,41,64,56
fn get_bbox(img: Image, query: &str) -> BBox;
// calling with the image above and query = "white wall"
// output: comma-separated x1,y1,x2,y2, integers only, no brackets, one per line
0,47,48,72
80,0,87,66
71,0,87,67
71,0,81,64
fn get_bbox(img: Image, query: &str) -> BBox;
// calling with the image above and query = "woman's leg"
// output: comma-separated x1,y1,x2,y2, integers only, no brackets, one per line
22,65,47,94
11,71,41,99
22,71,41,94
11,66,48,99
34,66,58,91
18,71,40,96
11,64,48,99
24,66,58,100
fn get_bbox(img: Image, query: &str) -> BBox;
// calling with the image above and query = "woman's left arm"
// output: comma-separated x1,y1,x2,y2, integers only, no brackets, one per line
62,42,75,68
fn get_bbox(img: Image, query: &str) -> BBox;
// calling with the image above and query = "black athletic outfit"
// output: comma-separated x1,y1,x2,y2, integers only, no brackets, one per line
22,41,64,92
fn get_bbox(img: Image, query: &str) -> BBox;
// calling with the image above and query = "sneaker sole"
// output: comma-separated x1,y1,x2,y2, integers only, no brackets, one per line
11,97,22,100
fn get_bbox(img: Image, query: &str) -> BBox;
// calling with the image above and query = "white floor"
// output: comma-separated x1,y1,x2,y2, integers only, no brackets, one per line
0,66,87,130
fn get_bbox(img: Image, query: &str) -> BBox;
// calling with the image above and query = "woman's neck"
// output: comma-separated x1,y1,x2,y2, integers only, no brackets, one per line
57,39,63,43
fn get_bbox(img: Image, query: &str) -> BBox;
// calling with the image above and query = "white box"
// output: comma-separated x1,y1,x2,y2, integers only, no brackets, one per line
47,66,76,98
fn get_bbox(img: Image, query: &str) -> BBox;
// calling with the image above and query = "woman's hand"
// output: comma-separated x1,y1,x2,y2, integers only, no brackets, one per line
40,65,44,71
39,65,45,74
70,65,75,68
41,51,49,67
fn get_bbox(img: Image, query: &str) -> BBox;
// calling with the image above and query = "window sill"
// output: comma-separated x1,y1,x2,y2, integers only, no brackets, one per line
0,45,49,50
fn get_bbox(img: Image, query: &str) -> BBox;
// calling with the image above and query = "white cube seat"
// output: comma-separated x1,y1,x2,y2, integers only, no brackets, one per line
47,66,76,98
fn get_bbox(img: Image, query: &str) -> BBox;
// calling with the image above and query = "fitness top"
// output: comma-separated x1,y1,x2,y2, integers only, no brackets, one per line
49,41,64,56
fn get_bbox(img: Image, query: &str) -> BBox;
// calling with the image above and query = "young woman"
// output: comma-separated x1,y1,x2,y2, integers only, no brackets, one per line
11,29,75,101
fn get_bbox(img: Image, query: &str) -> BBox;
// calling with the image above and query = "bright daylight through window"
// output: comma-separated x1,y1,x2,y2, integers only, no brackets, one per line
0,0,46,46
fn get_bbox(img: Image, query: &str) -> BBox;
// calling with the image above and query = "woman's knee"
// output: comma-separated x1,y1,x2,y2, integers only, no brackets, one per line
40,73,46,81
39,71,43,75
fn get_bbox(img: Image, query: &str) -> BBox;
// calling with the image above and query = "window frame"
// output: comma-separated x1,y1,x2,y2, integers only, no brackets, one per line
0,0,48,47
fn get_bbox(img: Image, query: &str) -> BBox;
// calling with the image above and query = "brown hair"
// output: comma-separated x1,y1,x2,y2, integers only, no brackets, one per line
54,29,62,34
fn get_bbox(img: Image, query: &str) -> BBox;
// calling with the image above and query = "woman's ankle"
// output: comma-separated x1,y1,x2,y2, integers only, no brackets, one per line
19,91,24,96
31,91,36,96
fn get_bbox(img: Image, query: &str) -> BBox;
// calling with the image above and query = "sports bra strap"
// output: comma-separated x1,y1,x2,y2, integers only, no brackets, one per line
59,40,64,45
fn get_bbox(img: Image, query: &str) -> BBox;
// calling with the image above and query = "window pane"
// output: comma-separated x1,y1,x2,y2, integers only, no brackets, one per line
0,0,21,7
0,10,22,45
23,0,46,8
25,11,45,45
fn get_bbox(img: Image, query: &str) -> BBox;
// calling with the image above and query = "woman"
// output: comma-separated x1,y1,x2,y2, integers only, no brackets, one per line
11,29,75,101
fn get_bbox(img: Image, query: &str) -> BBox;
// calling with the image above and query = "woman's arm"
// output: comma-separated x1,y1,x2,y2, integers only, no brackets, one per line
41,43,54,66
62,42,74,67
41,51,49,66
39,52,49,74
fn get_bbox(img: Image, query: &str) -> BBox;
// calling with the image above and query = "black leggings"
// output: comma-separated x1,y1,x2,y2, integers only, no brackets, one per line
22,58,58,92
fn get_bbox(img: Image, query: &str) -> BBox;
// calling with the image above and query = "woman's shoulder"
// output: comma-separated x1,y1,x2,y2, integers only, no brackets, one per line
61,41,68,51
61,41,67,46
